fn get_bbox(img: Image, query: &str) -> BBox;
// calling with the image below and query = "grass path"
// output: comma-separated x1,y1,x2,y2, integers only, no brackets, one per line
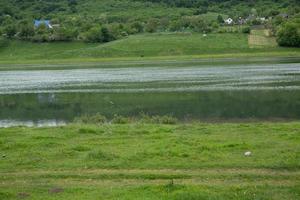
1,168,299,199
2,168,299,195
2,168,299,186
3,168,300,175
2,172,299,187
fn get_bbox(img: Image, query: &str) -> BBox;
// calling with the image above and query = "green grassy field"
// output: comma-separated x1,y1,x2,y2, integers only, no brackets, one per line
0,33,299,65
64,33,251,58
0,122,299,199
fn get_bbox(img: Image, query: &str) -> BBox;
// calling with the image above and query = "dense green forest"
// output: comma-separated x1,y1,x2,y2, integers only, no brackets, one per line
0,0,299,46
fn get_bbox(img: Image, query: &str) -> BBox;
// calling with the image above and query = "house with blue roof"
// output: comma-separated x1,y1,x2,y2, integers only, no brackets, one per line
34,20,53,29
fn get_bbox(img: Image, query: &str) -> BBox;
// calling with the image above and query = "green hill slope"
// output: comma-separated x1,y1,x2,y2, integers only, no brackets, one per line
61,33,249,58
0,33,299,64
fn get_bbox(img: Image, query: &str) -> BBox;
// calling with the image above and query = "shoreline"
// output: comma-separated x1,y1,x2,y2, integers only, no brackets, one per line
0,51,299,66
1,119,299,129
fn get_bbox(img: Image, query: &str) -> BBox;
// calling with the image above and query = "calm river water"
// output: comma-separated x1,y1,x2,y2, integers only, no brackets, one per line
0,61,300,127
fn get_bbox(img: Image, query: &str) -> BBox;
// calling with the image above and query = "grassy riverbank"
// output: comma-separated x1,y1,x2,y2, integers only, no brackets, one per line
1,122,299,199
0,33,299,66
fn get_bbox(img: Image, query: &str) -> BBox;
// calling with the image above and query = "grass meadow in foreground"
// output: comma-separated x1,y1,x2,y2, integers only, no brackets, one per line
0,122,299,199
0,33,299,65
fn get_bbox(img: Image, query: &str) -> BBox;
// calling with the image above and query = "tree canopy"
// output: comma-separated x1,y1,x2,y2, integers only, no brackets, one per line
0,0,299,44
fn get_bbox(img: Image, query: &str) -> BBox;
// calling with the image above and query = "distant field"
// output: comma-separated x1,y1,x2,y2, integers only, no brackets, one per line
0,33,299,64
0,122,299,199
249,29,277,48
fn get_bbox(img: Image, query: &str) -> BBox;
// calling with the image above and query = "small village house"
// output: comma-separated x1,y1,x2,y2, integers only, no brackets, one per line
238,17,246,25
224,18,233,25
279,13,289,19
34,20,53,29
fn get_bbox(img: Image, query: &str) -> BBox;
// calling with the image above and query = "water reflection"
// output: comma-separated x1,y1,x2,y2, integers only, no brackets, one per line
0,90,299,126
37,93,57,103
0,119,66,128
0,62,300,127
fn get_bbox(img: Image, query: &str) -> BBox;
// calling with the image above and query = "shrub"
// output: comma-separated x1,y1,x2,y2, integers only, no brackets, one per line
73,115,89,124
19,23,35,39
0,37,8,49
169,20,183,31
211,22,219,30
73,114,178,124
73,114,107,124
111,114,131,124
84,26,102,42
89,114,107,124
145,18,159,33
184,16,211,33
242,26,251,34
31,34,50,42
129,21,144,34
269,10,280,17
194,7,208,15
154,115,178,124
251,19,261,25
105,24,123,40
217,15,224,24
83,26,117,43
276,21,300,47
35,24,50,35
217,29,226,33
52,27,78,41
272,16,285,26
140,114,178,124
3,25,17,38
101,26,117,42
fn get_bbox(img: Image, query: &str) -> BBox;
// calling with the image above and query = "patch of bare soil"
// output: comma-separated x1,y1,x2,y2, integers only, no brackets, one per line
48,187,64,194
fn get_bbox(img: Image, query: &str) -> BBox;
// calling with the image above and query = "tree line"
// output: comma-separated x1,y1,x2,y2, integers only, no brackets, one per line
0,0,299,47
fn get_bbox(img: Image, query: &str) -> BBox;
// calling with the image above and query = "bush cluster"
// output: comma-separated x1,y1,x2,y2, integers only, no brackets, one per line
276,19,300,47
73,114,107,124
0,16,225,43
73,113,178,125
0,37,8,49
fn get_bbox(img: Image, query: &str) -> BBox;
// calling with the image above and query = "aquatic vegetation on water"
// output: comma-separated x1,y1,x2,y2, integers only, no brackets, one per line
74,114,107,124
0,63,300,94
73,113,178,125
